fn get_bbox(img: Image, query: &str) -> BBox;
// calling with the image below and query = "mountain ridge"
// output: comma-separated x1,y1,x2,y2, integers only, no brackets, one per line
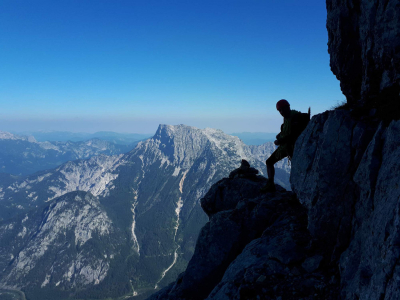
0,124,290,300
0,130,138,176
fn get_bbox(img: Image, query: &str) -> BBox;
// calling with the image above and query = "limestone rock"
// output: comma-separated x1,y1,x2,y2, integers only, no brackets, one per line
292,109,400,299
291,109,377,259
327,0,400,107
200,176,288,219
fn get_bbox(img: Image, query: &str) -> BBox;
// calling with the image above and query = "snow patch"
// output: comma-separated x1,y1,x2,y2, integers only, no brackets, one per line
155,170,187,288
179,170,188,193
131,191,140,255
172,167,180,177
41,274,51,287
160,157,170,168
17,227,27,238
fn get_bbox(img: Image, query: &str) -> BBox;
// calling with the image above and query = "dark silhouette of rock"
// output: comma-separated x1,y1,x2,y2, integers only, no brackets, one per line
291,109,378,260
292,110,400,299
327,0,400,108
228,159,260,180
148,166,340,300
201,160,268,218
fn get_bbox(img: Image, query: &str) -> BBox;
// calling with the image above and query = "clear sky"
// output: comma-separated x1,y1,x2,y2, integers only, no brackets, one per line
0,0,344,134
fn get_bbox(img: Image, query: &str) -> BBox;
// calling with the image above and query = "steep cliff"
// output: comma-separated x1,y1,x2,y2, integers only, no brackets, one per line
292,111,400,299
326,0,400,117
147,1,400,299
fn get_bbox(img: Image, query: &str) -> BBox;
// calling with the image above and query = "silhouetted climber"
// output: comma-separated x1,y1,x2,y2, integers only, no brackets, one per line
261,99,310,193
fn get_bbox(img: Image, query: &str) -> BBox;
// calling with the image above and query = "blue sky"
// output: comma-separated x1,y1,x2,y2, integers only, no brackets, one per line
0,0,344,134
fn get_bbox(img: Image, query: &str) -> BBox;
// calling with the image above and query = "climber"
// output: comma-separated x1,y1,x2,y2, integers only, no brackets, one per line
260,99,310,193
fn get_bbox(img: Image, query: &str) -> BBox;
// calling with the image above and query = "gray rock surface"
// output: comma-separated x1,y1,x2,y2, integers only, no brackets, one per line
292,110,400,299
340,119,400,299
327,0,400,106
0,191,118,289
291,110,378,259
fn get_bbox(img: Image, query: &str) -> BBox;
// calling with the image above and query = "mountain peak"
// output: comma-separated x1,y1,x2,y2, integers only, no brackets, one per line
0,130,37,142
145,124,249,169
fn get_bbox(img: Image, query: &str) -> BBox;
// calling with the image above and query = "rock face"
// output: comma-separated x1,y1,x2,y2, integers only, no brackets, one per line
147,173,338,300
292,111,400,299
0,191,118,291
326,0,400,108
291,109,378,260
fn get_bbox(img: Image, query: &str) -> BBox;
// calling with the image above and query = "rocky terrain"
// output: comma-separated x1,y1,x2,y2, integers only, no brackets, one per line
326,0,400,117
147,1,400,299
0,125,288,300
148,111,400,300
0,191,118,290
0,130,136,176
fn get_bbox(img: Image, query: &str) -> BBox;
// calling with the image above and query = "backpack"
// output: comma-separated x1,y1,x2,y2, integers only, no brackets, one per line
287,107,310,161
293,107,311,140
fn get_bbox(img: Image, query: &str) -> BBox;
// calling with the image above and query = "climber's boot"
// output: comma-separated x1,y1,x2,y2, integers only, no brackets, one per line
260,179,276,193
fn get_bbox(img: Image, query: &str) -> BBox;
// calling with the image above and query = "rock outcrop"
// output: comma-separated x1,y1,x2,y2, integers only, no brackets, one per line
292,111,400,299
0,191,118,290
326,0,400,113
147,167,339,300
326,0,400,119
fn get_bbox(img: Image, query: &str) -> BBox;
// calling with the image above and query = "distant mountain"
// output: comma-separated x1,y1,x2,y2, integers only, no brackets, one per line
0,124,290,300
12,131,153,145
0,131,140,176
0,191,121,299
230,132,278,145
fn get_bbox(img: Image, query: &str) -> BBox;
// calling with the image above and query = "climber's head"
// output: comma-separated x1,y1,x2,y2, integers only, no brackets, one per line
276,99,291,118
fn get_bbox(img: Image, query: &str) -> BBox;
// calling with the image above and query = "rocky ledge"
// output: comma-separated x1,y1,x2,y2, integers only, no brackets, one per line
147,172,338,300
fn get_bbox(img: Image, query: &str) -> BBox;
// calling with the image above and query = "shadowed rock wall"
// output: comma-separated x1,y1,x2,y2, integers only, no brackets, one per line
292,111,400,299
327,0,400,108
